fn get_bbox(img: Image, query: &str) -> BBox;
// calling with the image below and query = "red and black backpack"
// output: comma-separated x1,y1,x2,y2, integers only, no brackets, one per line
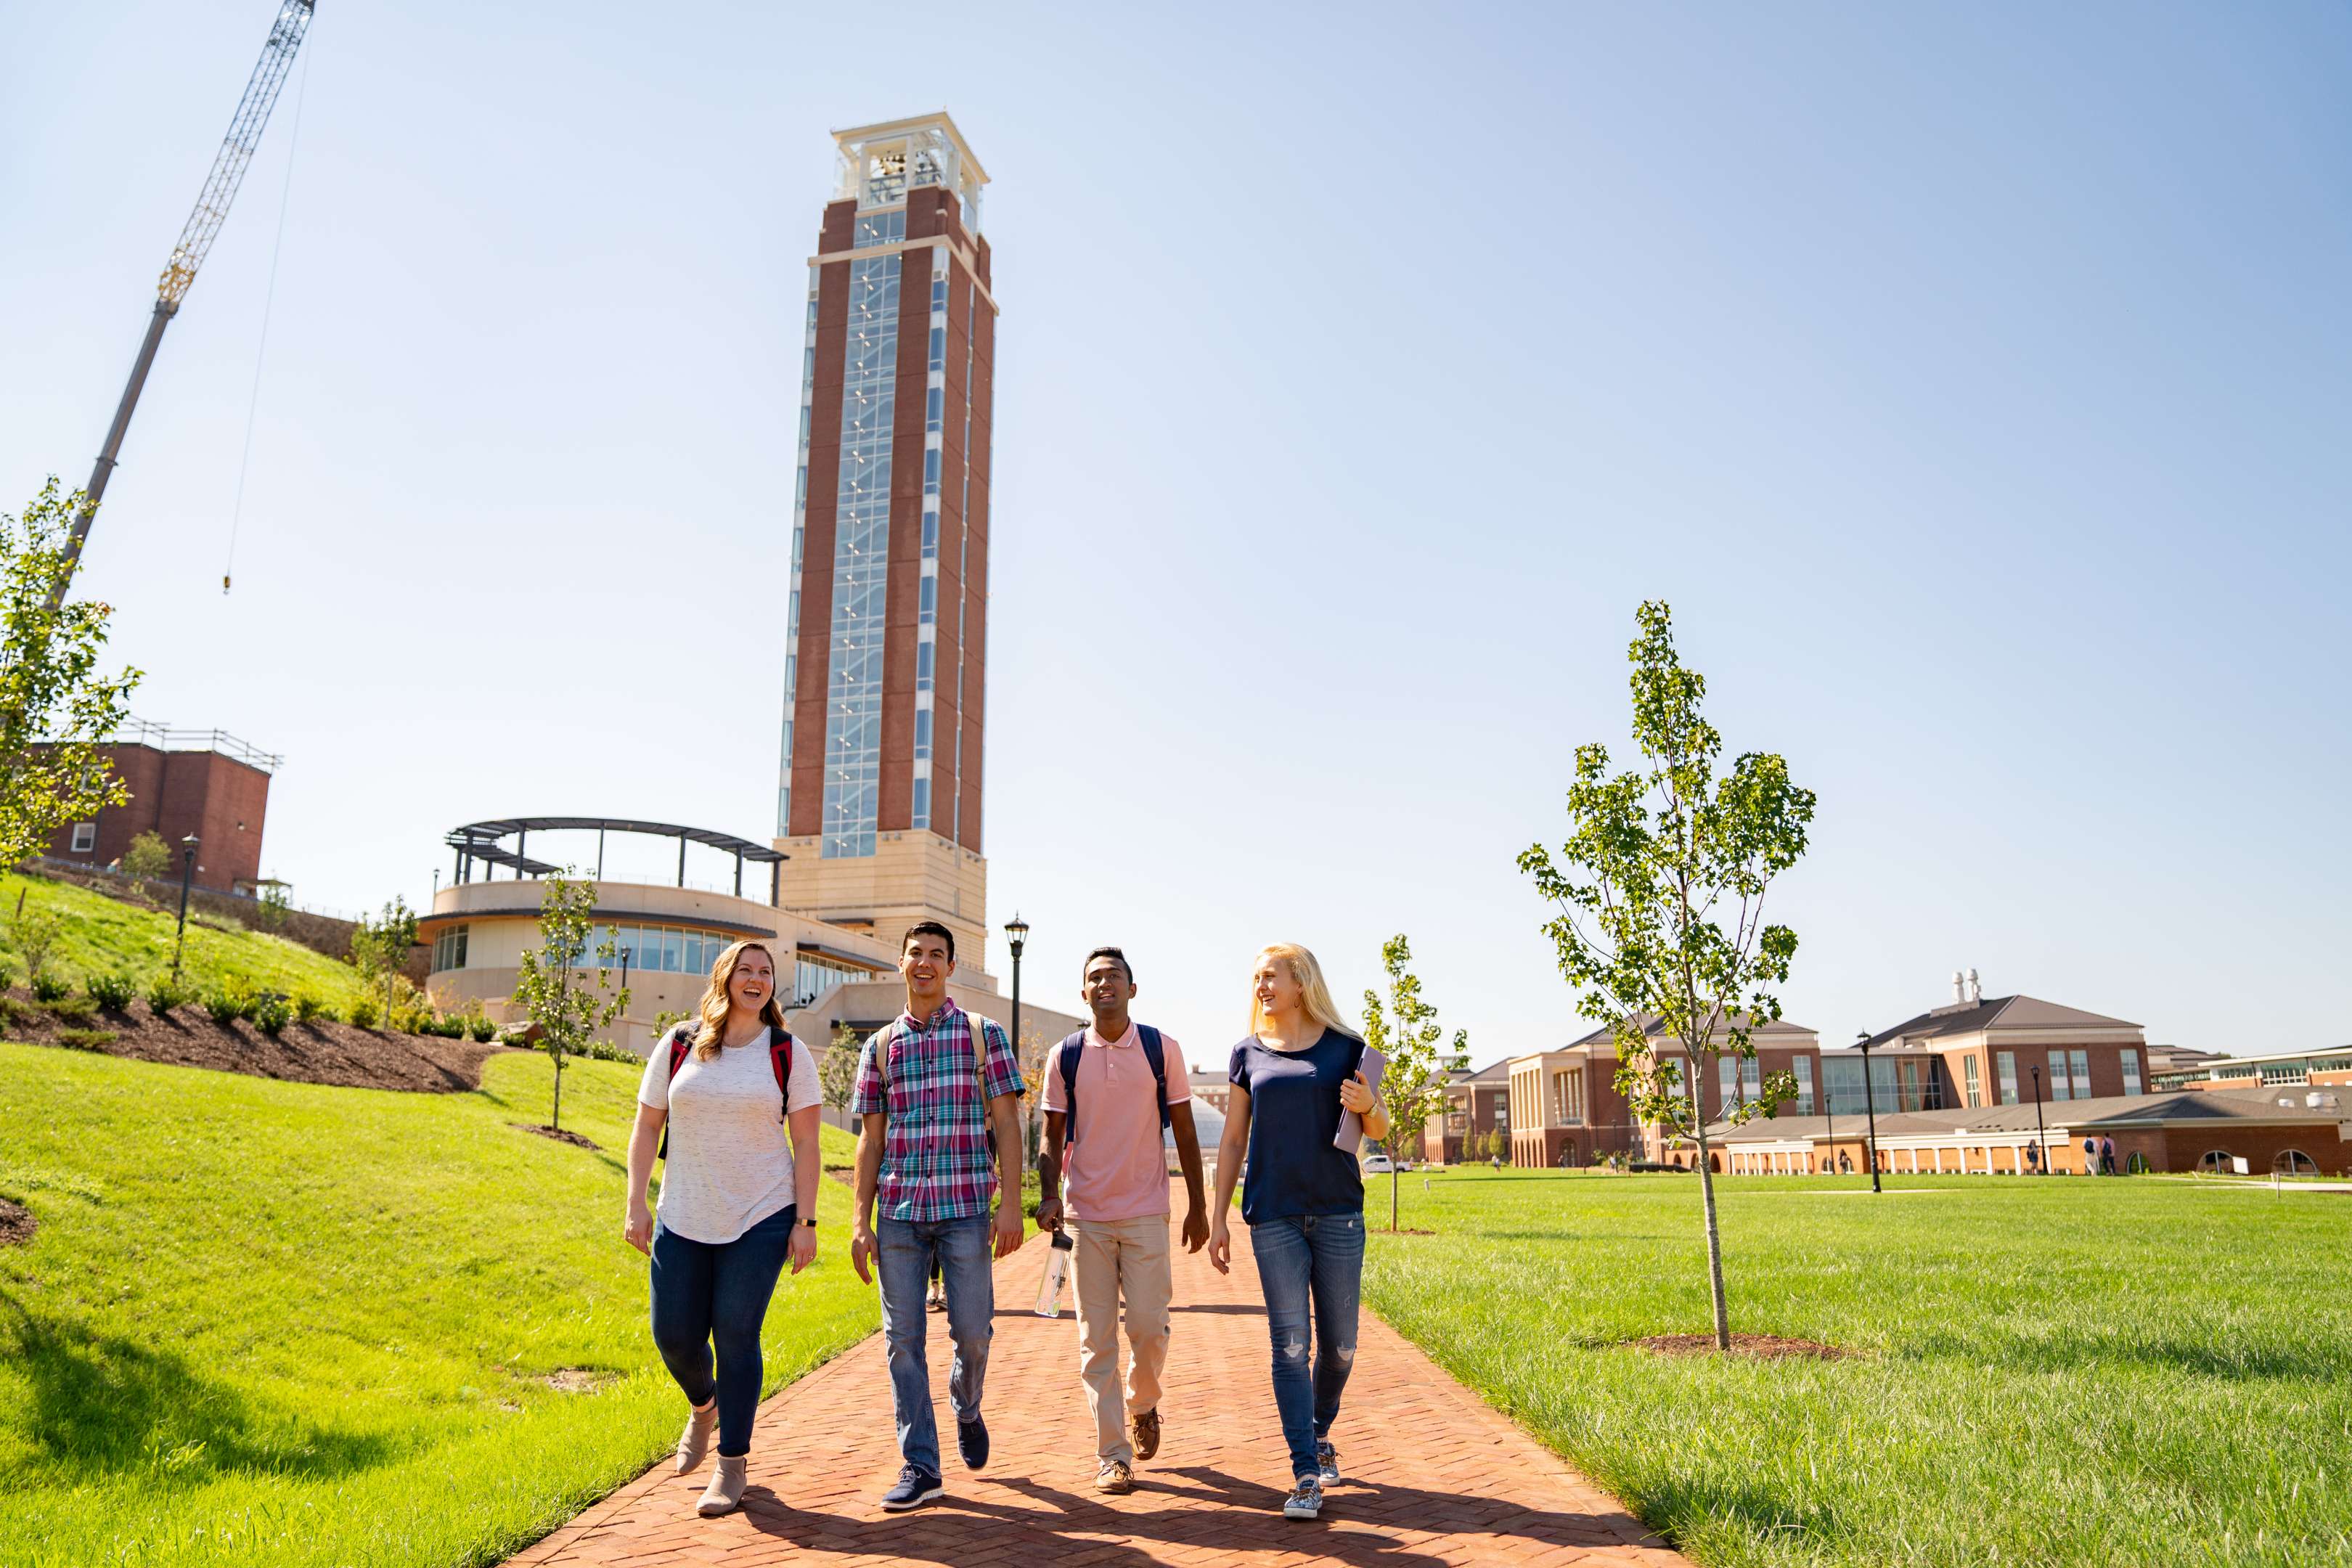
656,1024,796,1160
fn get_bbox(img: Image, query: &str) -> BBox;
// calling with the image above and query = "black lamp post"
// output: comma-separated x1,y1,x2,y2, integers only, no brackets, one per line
618,944,632,994
171,833,200,979
1004,912,1029,1159
1855,1030,1882,1194
2030,1063,2049,1175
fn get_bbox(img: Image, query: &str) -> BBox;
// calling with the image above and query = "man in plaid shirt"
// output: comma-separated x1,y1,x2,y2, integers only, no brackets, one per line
849,920,1026,1510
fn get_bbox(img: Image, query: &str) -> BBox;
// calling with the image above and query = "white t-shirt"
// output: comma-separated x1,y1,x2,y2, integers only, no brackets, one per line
638,1026,821,1244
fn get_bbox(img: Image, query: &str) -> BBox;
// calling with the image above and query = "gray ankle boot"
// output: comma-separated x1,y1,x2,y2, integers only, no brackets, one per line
697,1454,748,1516
674,1402,716,1474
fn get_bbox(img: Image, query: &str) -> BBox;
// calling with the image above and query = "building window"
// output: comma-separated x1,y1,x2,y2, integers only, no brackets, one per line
1792,1055,1814,1115
70,822,96,854
1719,1056,1736,1111
1996,1050,2019,1106
431,924,470,972
2070,1050,2091,1099
2048,1049,2071,1101
2120,1048,2142,1098
1964,1056,1982,1108
1551,1069,1584,1125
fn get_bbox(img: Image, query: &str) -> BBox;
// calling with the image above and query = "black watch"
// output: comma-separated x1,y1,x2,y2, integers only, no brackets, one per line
799,1217,817,1228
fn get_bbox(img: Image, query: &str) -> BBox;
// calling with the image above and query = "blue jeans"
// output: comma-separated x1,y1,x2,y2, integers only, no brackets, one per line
648,1204,796,1458
878,1214,994,1476
1249,1211,1364,1480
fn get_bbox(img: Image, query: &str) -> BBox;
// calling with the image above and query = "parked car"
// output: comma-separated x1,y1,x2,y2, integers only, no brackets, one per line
1360,1150,1396,1175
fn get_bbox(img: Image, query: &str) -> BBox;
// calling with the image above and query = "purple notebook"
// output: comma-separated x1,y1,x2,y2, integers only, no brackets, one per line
1334,1045,1387,1153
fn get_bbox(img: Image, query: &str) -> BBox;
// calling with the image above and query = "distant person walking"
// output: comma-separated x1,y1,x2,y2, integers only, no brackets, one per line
623,942,822,1517
848,921,1026,1511
2083,1137,2098,1176
1036,946,1209,1494
2101,1135,2118,1175
1208,942,1386,1522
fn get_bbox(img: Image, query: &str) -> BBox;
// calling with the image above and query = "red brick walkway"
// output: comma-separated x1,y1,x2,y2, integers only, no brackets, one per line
507,1220,1689,1567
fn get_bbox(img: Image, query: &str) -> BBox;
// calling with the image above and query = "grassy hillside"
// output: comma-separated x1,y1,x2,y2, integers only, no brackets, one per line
0,870,369,1010
0,1043,878,1568
1363,1169,2352,1568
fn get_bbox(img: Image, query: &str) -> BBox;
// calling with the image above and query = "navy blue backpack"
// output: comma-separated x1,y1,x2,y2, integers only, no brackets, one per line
1054,1026,1170,1143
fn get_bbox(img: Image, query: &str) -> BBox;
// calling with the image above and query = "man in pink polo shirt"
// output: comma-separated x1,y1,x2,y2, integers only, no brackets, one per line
1036,946,1209,1495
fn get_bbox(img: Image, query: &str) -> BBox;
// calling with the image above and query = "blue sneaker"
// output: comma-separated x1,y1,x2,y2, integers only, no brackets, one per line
1316,1440,1341,1484
880,1466,942,1511
957,1413,989,1470
1282,1474,1323,1519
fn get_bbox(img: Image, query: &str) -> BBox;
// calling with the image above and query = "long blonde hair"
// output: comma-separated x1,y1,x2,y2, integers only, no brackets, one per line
693,940,789,1060
1249,943,1353,1042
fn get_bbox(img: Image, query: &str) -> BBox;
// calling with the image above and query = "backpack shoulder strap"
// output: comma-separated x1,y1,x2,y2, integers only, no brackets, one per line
1055,1030,1087,1140
1137,1024,1171,1129
768,1026,794,1089
666,1028,695,1081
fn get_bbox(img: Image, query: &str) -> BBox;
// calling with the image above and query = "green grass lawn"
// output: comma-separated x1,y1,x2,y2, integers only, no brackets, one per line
0,871,369,1009
0,1043,878,1568
1360,1168,2351,1568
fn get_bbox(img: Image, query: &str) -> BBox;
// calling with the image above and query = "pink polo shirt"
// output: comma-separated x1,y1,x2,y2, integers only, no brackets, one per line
1041,1021,1191,1222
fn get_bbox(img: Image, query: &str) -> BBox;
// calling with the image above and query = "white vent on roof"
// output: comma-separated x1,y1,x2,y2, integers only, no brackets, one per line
1967,968,1982,1005
1952,971,1967,1005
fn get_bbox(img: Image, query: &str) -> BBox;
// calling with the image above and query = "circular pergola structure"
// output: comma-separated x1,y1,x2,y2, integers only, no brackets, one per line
444,817,786,903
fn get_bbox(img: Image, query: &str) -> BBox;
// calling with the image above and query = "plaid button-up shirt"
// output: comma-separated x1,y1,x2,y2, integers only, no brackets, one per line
852,996,1024,1224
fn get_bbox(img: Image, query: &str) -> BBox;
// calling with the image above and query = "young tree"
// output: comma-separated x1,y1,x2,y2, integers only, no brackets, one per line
1519,601,1816,1351
510,870,627,1133
347,897,418,1021
0,479,141,868
1359,934,1469,1230
820,1019,862,1112
122,830,172,897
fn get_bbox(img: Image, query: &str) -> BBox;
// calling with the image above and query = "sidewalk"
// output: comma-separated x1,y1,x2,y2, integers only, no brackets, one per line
507,1217,1691,1567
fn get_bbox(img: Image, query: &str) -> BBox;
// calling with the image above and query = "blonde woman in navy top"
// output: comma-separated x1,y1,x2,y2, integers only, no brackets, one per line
1207,942,1386,1522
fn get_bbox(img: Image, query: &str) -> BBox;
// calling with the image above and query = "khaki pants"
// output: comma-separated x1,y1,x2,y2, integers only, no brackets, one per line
1070,1214,1172,1466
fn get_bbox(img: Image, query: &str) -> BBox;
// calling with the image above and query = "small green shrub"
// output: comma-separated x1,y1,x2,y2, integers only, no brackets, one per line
253,996,294,1037
30,971,72,1003
466,1014,497,1042
84,971,136,1010
57,1027,117,1051
146,976,195,1016
348,995,380,1029
39,995,97,1025
200,984,257,1025
579,1037,640,1064
294,994,330,1024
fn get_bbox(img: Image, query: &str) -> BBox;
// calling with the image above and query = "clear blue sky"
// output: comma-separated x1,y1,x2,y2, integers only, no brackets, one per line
4,2,2346,1062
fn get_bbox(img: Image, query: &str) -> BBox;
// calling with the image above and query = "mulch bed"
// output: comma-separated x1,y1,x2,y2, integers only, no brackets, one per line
514,1124,600,1151
0,1197,35,1247
0,987,507,1093
1636,1332,1852,1360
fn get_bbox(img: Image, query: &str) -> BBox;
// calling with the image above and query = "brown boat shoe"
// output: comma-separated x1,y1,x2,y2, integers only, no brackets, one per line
1131,1408,1161,1461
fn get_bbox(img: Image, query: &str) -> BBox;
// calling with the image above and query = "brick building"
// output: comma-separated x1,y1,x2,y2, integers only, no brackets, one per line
1827,983,2154,1116
2163,1045,2352,1093
772,113,999,964
1506,1014,1824,1169
1424,1059,1511,1164
1710,1085,2351,1177
41,719,278,895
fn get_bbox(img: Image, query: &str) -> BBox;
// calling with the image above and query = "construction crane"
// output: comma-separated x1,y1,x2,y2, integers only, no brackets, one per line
50,0,318,609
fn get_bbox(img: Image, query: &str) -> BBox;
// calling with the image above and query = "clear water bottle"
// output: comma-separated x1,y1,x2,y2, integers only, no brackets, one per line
1034,1229,1074,1317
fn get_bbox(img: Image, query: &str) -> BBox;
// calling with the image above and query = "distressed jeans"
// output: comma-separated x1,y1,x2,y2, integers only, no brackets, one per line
648,1204,796,1458
877,1214,994,1476
1249,1211,1364,1480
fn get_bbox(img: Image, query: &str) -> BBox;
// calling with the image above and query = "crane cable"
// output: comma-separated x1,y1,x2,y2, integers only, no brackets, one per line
221,40,312,596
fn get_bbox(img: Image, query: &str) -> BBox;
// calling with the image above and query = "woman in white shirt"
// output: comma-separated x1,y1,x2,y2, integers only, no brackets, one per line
624,942,821,1516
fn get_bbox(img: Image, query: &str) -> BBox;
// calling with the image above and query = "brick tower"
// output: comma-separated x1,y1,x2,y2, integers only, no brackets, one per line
774,114,996,968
